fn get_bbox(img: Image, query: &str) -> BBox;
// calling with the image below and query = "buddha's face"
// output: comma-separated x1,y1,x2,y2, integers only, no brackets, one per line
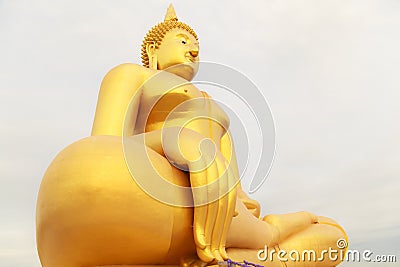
155,28,199,81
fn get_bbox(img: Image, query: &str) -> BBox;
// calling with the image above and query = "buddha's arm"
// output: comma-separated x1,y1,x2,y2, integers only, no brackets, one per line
91,64,236,262
131,127,236,263
220,132,261,218
92,63,145,136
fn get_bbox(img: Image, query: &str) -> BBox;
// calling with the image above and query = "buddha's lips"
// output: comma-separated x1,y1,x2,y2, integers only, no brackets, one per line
185,53,196,62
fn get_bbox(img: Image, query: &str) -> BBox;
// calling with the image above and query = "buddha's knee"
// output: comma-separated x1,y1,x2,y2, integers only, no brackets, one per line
277,217,347,266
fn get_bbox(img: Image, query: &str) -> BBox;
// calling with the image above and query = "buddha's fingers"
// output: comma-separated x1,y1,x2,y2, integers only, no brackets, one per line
203,154,223,262
190,156,217,263
218,160,238,260
210,156,229,260
189,160,208,250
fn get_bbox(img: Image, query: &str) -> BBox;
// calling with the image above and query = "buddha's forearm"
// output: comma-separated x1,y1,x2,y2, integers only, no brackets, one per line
132,129,165,156
132,127,206,164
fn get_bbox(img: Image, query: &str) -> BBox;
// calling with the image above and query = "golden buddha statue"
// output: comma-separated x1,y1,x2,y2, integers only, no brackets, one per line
36,5,347,267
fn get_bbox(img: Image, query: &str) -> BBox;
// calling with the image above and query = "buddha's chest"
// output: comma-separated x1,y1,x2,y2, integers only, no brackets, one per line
135,84,229,145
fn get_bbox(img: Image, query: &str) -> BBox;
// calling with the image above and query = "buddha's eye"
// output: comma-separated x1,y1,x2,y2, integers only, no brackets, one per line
181,40,187,44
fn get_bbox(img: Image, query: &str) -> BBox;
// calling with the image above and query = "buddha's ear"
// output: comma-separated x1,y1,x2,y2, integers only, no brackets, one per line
146,42,157,69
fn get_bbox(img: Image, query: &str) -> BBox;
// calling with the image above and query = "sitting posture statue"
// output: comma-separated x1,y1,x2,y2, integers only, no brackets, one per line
36,5,347,267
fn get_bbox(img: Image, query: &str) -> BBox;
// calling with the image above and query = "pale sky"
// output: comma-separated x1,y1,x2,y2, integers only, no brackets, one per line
1,0,399,266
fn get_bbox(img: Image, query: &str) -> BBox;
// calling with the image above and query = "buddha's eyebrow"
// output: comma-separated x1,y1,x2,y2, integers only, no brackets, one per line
176,33,189,41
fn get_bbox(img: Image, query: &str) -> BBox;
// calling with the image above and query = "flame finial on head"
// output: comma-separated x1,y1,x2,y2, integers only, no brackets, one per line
164,4,178,21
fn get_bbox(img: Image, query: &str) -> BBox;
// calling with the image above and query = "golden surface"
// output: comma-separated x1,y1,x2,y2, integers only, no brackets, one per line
36,4,347,267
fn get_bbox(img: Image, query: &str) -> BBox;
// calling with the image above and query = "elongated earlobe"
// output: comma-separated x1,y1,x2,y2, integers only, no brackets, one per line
146,43,157,70
150,54,157,70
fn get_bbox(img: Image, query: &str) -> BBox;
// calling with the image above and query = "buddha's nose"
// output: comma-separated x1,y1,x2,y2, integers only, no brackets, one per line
189,49,198,58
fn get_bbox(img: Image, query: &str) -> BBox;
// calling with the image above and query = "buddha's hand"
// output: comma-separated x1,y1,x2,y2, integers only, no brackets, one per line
162,128,238,263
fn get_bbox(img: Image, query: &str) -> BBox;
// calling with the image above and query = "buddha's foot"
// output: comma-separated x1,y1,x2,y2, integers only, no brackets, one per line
262,211,318,245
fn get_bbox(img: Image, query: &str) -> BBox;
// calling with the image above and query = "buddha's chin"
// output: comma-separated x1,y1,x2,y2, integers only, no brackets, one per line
165,62,198,81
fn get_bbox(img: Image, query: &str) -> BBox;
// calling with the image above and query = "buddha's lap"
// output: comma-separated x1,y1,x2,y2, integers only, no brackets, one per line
37,136,346,266
226,220,346,267
279,222,346,266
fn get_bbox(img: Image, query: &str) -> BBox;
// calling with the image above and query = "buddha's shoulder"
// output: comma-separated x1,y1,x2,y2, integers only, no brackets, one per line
106,63,149,75
110,63,148,73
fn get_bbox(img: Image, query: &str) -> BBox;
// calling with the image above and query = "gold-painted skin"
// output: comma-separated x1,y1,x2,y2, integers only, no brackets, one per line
36,5,347,267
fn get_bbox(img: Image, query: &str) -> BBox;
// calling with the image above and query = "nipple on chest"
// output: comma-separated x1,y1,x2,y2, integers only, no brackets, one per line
151,92,192,112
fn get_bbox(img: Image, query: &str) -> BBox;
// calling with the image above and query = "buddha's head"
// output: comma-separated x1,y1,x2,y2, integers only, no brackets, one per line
141,4,199,81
